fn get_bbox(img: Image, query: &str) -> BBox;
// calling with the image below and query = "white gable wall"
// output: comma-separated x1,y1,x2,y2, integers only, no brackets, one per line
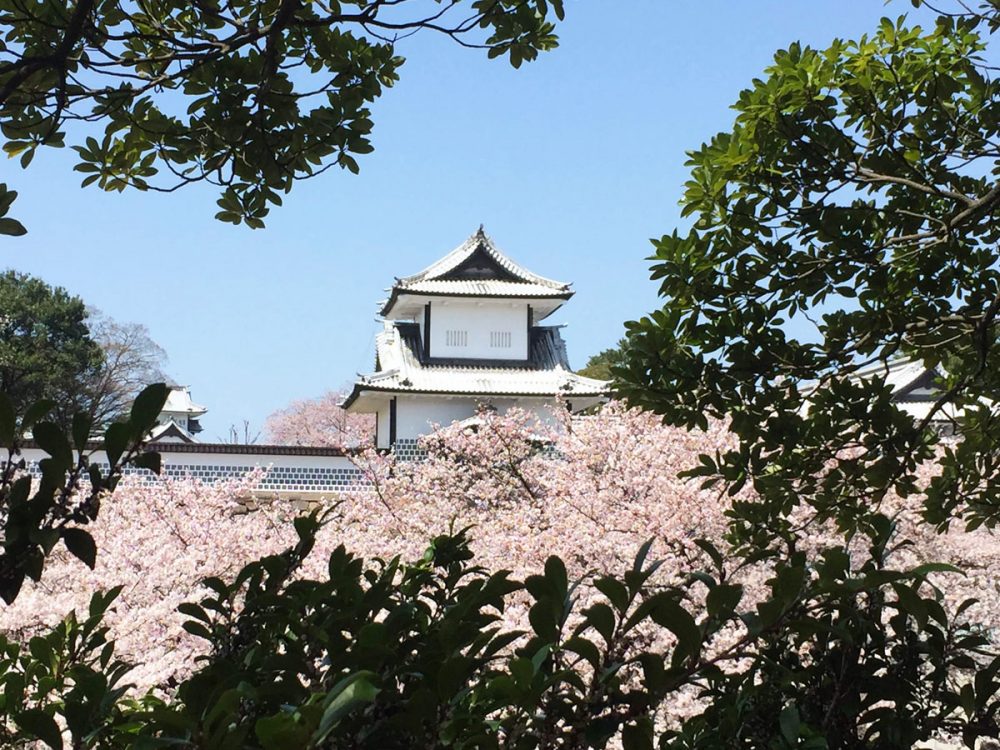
158,412,190,431
429,301,529,360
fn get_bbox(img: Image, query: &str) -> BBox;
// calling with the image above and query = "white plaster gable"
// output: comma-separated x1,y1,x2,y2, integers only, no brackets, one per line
380,227,573,320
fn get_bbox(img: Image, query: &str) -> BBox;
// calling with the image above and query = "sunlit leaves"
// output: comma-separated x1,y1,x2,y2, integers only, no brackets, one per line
619,8,1000,535
0,0,563,230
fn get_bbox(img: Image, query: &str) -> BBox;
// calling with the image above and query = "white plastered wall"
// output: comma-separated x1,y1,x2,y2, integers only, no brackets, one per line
393,395,563,441
429,301,529,360
376,406,391,449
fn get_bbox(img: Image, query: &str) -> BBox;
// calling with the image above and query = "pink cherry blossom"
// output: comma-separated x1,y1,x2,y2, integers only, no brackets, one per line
263,390,374,448
1,400,997,711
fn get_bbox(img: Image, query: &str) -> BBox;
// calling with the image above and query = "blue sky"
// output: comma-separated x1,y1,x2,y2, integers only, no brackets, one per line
3,2,946,437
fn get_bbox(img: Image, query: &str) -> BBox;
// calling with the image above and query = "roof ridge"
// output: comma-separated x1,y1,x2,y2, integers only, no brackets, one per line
397,229,569,290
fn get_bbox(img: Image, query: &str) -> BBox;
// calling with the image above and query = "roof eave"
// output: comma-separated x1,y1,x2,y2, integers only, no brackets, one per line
341,383,363,411
345,383,613,399
380,288,574,317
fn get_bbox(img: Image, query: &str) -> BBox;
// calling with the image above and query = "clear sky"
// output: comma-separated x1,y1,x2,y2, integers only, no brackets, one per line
2,2,947,437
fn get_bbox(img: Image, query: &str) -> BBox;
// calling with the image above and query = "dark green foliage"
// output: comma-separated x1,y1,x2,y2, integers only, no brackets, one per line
3,4,1000,749
0,588,140,749
106,523,1000,748
0,383,168,604
578,339,629,382
0,271,104,425
617,7,1000,537
0,0,564,232
137,522,527,748
596,3,1000,746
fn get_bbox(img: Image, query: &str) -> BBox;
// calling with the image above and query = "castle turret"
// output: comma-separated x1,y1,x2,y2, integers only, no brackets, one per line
344,228,609,451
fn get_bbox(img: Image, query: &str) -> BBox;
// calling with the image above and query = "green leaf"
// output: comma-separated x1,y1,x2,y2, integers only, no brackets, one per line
649,597,701,662
89,586,123,618
31,528,60,555
0,217,27,236
72,412,93,450
103,422,130,467
131,451,161,475
706,583,743,619
582,603,616,644
0,566,25,604
910,562,964,577
0,392,15,444
632,538,655,573
694,538,724,569
62,528,97,569
8,475,30,507
28,635,53,666
562,635,602,668
177,602,211,623
22,399,55,432
622,717,654,750
182,621,213,641
129,383,169,432
594,576,630,613
528,600,559,640
779,704,801,744
312,672,379,744
256,712,310,749
33,421,73,468
14,709,63,749
544,555,568,596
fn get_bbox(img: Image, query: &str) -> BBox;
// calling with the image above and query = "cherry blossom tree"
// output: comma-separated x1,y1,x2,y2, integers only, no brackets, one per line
263,390,374,448
342,403,734,581
2,401,998,724
346,404,1000,633
0,470,301,691
0,402,738,693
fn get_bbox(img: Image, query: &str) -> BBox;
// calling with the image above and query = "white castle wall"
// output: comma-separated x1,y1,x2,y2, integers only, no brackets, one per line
13,400,569,497
395,397,477,438
429,300,529,360
394,395,563,441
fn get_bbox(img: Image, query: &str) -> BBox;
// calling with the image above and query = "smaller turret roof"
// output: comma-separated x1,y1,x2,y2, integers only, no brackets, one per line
148,421,199,444
380,227,573,317
840,358,975,422
161,385,207,417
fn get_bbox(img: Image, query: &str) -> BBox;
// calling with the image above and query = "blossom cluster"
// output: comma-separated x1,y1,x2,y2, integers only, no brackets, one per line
0,470,301,690
341,403,734,588
262,389,374,448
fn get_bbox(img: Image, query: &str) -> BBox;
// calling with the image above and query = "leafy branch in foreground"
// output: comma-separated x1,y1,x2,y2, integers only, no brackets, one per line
0,587,140,750
0,382,168,603
0,0,563,232
119,523,1000,748
618,7,1000,538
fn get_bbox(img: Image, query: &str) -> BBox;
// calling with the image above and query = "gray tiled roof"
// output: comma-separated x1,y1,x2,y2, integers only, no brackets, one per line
835,357,974,421
393,279,570,297
380,228,573,315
